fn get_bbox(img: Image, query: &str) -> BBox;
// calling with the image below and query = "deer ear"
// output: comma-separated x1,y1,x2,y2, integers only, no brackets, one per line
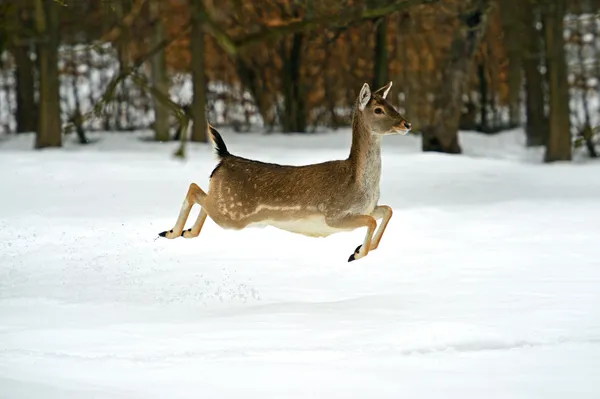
373,81,393,99
358,83,371,111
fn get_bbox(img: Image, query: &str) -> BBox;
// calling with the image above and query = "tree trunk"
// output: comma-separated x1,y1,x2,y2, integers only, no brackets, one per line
421,0,492,153
236,58,270,127
281,32,306,133
478,62,488,132
190,0,208,142
114,0,131,69
114,0,131,130
543,0,571,162
522,0,547,146
13,44,37,133
500,0,524,128
372,17,388,89
34,0,62,149
69,47,89,145
149,0,170,141
573,0,597,158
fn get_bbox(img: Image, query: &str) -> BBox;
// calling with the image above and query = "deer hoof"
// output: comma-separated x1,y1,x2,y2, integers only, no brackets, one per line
158,229,176,239
181,228,193,238
348,245,362,262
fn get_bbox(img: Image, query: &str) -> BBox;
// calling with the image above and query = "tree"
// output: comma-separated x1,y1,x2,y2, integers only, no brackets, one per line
543,0,571,162
477,59,489,132
13,43,38,133
195,0,441,133
9,2,38,134
499,0,523,128
34,0,62,149
421,0,492,153
522,0,547,146
149,0,170,142
114,0,132,130
372,16,388,90
281,30,306,133
190,0,207,142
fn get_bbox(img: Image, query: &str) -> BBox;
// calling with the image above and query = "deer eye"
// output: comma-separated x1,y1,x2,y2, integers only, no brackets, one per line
374,108,384,115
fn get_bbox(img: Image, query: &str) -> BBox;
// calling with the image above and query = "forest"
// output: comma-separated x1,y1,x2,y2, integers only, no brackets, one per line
1,0,599,162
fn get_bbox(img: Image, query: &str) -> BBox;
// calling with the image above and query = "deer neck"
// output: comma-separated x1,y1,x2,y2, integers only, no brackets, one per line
348,110,382,187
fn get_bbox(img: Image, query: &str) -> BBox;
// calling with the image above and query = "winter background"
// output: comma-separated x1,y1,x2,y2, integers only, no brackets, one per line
2,1,600,398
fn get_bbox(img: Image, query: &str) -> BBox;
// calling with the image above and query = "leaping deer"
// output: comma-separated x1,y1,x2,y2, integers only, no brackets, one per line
158,82,411,262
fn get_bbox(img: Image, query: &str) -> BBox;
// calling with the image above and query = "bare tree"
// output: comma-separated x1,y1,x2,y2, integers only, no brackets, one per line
499,0,523,128
543,0,571,162
571,0,597,158
281,30,306,133
522,0,547,146
373,17,388,89
13,43,37,133
8,2,38,134
189,0,207,142
34,0,62,148
149,0,170,141
421,0,492,153
114,0,132,130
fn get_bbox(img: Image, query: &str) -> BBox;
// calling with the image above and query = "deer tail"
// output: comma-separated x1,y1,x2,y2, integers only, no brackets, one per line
208,124,231,159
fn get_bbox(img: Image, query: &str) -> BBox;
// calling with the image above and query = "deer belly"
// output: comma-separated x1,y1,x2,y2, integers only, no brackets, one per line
248,215,349,238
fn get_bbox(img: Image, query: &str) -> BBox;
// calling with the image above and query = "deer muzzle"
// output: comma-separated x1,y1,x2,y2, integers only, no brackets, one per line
393,121,412,135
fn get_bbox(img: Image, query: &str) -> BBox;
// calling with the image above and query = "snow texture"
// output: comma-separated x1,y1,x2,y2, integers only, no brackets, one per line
1,128,600,398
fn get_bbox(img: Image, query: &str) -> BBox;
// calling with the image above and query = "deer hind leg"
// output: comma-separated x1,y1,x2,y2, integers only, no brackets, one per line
327,215,377,262
369,205,393,251
159,183,208,239
181,209,208,238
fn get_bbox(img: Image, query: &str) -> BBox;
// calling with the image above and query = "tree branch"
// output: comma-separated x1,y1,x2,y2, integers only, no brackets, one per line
130,72,190,158
99,0,147,44
65,21,192,136
201,0,440,56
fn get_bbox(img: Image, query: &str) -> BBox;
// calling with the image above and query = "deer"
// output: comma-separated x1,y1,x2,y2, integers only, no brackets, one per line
158,81,411,262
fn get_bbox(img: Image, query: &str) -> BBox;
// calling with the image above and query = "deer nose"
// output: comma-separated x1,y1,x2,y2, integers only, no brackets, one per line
403,121,411,130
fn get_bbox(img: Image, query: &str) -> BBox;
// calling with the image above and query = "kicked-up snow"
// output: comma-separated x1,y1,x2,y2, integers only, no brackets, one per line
1,128,599,398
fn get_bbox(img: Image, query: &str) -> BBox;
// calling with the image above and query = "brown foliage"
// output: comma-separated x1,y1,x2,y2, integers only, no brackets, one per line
6,0,596,155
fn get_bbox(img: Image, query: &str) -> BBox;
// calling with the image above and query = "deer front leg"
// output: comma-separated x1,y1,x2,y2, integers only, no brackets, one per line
159,183,208,239
327,215,377,262
370,205,393,251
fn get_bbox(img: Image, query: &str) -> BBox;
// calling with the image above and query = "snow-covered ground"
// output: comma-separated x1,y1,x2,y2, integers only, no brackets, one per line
1,129,599,398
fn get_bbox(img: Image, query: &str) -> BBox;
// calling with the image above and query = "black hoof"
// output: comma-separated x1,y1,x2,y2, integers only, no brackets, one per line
181,228,191,237
158,229,173,238
348,245,362,262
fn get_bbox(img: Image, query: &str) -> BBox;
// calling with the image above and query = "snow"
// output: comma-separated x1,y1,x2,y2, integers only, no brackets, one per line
1,128,600,398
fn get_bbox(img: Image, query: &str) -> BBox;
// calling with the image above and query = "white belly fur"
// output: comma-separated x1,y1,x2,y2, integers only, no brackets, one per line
247,215,352,238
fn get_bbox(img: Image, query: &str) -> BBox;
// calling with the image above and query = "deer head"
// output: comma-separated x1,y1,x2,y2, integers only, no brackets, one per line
356,82,411,136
